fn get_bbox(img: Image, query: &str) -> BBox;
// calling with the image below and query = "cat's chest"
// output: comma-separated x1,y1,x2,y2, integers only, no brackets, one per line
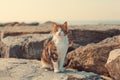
54,39,68,53
56,41,68,48
52,36,69,53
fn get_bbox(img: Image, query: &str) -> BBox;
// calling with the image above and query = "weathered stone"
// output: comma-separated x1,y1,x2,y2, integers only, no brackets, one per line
1,23,120,79
0,22,39,27
2,26,120,46
1,34,51,59
105,49,120,80
65,35,120,76
0,58,103,80
68,29,120,45
0,41,8,58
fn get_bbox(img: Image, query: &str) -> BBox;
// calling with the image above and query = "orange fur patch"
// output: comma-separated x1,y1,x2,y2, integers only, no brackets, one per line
41,40,58,67
53,22,68,35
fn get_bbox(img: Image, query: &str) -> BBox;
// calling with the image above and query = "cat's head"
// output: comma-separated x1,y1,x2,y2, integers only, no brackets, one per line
52,22,68,36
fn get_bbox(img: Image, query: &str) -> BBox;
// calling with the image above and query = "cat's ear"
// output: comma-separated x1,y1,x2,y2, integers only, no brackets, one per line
62,21,68,32
53,23,58,32
63,21,67,27
53,23,57,28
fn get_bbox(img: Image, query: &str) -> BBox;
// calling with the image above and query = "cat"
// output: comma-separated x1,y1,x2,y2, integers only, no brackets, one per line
41,21,69,73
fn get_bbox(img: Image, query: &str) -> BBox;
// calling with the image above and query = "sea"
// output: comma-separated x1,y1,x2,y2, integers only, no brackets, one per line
58,20,120,25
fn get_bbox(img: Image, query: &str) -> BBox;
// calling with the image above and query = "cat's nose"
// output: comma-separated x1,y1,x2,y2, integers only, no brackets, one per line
58,32,61,36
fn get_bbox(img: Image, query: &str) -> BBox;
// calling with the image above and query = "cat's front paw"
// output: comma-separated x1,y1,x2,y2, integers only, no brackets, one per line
60,68,64,72
54,69,60,73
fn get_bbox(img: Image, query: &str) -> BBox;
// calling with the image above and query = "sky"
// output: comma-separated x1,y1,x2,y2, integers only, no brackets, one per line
0,0,120,22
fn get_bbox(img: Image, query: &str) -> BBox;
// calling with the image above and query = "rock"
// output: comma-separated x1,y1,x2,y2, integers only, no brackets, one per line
4,22,19,26
68,29,120,45
0,41,8,57
65,35,120,76
43,21,55,25
100,75,113,80
0,58,103,80
0,23,4,27
25,22,39,26
0,22,39,27
106,49,120,64
1,34,51,59
14,22,26,26
105,49,120,80
2,25,120,46
67,41,80,53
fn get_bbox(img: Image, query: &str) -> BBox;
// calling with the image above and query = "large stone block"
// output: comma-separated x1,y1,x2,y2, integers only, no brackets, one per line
66,35,120,76
1,34,51,59
68,29,120,45
0,58,103,80
105,49,120,80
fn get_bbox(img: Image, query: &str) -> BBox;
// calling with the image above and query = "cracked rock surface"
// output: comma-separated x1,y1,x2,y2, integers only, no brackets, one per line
0,58,103,80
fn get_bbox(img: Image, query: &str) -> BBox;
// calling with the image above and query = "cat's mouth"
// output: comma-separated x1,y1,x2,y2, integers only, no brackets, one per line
58,33,62,36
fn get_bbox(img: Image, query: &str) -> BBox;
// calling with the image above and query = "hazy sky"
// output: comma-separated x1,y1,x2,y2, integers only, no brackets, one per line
0,0,120,22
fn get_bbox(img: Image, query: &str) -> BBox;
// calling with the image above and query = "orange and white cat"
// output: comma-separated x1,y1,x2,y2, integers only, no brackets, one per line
41,22,69,73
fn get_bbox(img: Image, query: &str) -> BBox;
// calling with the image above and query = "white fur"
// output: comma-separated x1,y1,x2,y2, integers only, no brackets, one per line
52,28,69,72
52,60,59,73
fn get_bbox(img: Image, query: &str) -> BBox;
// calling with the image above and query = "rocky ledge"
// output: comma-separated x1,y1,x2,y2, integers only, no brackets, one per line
0,58,103,80
0,25,120,80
